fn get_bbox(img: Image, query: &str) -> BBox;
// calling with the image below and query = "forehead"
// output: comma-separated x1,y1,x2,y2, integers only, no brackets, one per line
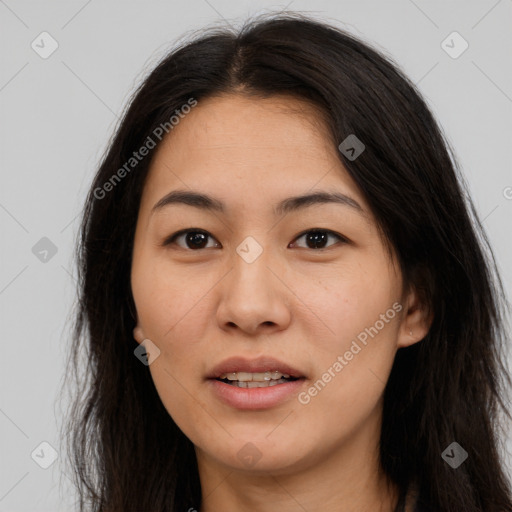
155,93,336,162
139,93,365,215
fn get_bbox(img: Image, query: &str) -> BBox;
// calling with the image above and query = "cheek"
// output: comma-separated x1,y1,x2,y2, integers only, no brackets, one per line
131,253,212,342
297,259,401,351
132,267,213,438
292,261,401,411
131,255,214,398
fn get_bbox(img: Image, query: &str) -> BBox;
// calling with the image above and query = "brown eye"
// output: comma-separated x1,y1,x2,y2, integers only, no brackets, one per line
290,229,347,250
164,229,220,250
163,228,348,251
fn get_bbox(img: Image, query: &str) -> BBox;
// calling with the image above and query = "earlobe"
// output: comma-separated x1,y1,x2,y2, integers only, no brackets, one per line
133,325,145,344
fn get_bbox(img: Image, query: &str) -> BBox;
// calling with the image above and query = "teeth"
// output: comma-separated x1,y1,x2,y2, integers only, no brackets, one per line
229,378,289,388
220,371,292,381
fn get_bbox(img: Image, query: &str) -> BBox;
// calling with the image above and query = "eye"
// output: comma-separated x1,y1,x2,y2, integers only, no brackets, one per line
289,229,348,250
163,229,220,250
162,228,348,251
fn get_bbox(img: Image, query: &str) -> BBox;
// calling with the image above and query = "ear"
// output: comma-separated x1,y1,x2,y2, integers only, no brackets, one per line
133,325,145,344
397,285,433,349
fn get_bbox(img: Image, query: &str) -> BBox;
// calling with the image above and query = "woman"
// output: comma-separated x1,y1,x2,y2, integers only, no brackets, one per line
62,12,512,512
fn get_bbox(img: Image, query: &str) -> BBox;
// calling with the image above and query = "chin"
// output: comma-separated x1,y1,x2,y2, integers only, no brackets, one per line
206,436,312,475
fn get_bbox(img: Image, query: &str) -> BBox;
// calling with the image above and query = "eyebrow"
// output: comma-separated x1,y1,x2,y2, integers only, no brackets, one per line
151,189,364,217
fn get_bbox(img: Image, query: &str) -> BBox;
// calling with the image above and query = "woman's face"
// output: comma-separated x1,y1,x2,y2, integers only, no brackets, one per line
131,93,426,476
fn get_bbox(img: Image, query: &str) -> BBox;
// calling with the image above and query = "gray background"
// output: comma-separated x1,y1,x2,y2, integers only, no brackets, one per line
1,1,511,510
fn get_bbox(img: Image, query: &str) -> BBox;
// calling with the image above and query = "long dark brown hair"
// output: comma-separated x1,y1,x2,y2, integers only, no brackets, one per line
60,12,512,511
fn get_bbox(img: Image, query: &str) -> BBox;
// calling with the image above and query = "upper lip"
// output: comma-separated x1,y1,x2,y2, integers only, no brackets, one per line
208,356,305,379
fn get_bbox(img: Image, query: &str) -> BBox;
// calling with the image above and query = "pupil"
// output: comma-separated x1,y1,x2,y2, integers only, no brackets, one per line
187,232,207,249
184,231,328,250
307,232,327,249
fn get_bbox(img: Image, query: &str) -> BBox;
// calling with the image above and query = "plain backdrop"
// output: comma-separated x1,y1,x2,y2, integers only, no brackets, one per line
0,1,511,510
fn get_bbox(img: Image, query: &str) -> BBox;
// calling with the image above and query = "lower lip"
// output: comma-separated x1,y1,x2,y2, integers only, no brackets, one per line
207,378,306,410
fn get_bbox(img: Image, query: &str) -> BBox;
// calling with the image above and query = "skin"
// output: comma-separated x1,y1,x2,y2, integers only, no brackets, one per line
130,93,431,512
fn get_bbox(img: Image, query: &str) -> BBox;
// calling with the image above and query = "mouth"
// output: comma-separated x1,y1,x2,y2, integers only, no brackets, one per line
207,355,306,382
206,356,307,409
215,370,301,388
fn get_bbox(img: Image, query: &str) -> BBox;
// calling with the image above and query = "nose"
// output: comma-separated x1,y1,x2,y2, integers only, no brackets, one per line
215,247,292,335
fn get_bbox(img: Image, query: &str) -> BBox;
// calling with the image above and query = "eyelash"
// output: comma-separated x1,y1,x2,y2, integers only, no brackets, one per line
162,228,349,251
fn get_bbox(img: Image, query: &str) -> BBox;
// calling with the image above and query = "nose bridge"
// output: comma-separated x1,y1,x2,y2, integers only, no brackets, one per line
231,234,275,295
216,233,290,333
